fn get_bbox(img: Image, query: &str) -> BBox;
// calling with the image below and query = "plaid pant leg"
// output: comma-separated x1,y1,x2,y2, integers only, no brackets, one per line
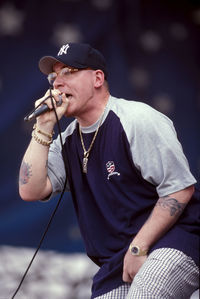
93,283,131,299
126,248,199,299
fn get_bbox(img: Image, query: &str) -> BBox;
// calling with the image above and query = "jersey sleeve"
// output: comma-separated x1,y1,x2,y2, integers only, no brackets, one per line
123,102,197,197
47,131,69,197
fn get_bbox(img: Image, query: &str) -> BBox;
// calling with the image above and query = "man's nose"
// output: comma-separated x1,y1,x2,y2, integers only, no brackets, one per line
53,75,65,89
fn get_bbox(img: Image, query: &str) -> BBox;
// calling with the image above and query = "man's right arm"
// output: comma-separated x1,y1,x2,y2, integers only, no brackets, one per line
19,125,53,201
19,90,69,201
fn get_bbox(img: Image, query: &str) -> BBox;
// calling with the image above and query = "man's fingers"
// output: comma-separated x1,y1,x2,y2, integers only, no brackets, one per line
34,89,69,122
35,89,60,110
122,270,134,283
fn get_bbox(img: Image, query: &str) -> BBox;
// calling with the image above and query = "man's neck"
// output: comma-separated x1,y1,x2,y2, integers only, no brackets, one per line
77,93,110,127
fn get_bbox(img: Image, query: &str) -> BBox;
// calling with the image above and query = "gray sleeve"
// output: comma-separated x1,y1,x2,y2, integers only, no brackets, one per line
47,132,69,198
122,102,197,197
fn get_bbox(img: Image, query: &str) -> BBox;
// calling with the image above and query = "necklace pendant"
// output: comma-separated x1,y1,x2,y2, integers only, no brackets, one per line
83,154,88,173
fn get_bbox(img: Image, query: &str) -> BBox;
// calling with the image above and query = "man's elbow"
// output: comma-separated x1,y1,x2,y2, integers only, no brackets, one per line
19,186,49,201
19,188,40,201
19,179,52,201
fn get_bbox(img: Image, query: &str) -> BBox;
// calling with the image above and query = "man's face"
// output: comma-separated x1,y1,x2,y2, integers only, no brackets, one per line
52,62,96,118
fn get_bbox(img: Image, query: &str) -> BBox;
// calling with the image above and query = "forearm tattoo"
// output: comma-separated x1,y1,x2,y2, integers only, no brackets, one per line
19,161,32,185
156,196,186,217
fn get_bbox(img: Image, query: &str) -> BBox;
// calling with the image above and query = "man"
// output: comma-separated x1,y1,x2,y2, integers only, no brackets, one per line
19,43,199,298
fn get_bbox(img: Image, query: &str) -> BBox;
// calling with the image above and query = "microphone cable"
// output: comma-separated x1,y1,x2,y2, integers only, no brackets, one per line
11,88,69,298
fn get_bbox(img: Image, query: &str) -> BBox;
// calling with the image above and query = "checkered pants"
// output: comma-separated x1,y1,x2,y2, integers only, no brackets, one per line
94,248,199,299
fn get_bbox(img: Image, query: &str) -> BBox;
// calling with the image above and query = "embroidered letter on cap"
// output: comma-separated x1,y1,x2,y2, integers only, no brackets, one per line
57,44,70,56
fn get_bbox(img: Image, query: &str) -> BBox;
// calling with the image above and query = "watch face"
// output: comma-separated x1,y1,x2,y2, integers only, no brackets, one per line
131,246,139,255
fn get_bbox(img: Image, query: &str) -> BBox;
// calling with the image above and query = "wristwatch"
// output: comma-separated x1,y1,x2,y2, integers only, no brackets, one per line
129,244,148,256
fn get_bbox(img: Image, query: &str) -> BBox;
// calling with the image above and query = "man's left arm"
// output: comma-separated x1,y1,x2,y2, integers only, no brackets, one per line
122,185,194,283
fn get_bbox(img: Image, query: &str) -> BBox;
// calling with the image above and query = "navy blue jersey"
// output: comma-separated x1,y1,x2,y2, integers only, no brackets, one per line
47,96,199,298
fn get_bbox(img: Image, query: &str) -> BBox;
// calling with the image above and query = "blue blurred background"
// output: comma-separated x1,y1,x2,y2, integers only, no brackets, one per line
0,0,199,253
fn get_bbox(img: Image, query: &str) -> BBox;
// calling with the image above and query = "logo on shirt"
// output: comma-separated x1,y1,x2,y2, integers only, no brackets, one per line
57,44,70,56
106,161,120,180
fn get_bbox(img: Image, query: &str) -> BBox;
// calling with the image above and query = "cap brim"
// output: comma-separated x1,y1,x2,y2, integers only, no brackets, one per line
39,54,108,78
39,56,62,75
38,55,88,75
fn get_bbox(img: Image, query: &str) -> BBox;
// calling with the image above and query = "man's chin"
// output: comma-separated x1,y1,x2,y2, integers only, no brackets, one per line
64,109,74,118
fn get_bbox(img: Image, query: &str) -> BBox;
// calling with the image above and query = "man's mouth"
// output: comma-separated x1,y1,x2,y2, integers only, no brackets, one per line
66,94,72,99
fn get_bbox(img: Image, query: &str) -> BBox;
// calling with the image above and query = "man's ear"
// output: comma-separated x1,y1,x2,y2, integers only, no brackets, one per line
94,70,105,88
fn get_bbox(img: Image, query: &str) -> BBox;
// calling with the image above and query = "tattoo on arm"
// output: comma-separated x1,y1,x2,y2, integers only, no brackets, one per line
156,196,187,217
19,161,32,185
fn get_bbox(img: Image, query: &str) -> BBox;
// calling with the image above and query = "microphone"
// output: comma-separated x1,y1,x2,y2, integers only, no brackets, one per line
24,95,62,122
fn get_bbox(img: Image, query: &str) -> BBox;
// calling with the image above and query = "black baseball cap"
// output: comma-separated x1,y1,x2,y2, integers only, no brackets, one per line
39,42,108,78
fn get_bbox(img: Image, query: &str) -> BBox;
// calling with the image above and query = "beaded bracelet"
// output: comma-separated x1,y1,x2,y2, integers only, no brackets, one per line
32,130,53,146
33,124,54,139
